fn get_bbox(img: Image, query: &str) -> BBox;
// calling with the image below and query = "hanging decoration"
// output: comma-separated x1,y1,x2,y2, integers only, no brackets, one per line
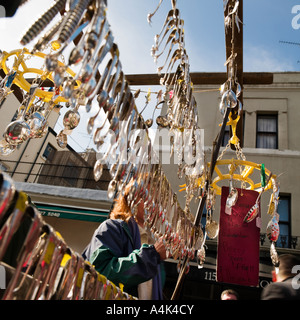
0,171,135,300
0,0,284,298
0,48,79,155
0,0,199,288
148,0,204,186
217,186,261,287
147,0,206,274
176,0,280,273
218,0,280,272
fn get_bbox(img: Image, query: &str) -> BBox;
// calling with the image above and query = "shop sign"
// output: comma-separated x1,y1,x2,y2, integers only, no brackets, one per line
36,204,109,222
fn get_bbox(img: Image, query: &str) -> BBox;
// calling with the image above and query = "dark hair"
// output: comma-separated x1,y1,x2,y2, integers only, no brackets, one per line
278,254,300,279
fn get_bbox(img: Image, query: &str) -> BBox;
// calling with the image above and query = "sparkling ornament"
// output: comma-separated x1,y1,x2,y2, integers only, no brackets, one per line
5,120,31,145
197,246,206,269
266,213,280,242
270,241,279,267
205,219,219,239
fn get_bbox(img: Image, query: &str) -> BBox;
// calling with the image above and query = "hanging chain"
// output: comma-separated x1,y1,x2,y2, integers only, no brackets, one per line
217,141,231,161
234,141,246,191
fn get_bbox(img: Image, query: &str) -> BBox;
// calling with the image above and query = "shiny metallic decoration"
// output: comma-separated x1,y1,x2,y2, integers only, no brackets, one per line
0,171,136,300
266,213,280,242
20,0,67,45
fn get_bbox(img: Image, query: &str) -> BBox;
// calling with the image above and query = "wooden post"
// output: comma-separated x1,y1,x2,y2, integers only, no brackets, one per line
224,0,244,149
171,0,244,300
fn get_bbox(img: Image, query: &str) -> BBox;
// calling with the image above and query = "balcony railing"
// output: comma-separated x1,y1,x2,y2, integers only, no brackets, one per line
260,233,300,251
0,159,111,190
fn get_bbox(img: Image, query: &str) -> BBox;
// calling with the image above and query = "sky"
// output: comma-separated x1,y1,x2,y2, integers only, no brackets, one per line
0,0,300,152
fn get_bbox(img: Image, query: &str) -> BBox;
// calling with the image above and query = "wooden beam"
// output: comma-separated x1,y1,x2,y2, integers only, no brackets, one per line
6,70,273,105
125,72,273,86
23,72,273,87
224,0,244,148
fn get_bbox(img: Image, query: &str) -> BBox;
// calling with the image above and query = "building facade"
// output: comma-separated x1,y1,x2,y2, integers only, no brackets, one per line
156,72,300,299
1,72,300,299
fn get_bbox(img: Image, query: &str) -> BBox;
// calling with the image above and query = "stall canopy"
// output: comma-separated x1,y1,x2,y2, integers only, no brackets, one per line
35,203,109,223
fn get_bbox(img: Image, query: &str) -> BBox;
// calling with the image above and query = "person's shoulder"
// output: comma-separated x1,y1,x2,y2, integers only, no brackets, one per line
261,280,297,300
98,218,125,233
101,218,124,226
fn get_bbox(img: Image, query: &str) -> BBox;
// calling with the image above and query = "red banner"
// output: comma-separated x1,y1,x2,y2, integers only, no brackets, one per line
217,186,261,287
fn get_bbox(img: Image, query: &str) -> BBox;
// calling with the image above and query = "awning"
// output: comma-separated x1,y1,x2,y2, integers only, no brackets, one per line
35,203,109,222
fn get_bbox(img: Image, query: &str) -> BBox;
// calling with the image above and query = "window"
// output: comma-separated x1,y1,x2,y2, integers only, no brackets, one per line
256,114,278,149
42,143,56,161
276,195,291,248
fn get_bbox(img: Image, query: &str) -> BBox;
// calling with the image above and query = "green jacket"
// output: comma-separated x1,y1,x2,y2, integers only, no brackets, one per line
82,217,163,298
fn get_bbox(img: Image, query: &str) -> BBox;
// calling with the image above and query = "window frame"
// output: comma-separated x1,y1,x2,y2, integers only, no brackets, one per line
256,113,278,149
42,143,56,161
276,194,291,248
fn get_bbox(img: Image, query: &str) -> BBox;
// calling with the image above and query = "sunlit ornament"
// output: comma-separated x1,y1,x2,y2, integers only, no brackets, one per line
243,202,259,223
4,120,31,145
107,179,117,199
270,241,279,267
219,89,237,115
266,213,280,242
56,130,68,148
145,118,153,128
63,109,80,130
0,139,16,156
27,112,48,138
156,115,169,127
197,246,206,269
226,187,238,209
93,159,104,182
205,218,219,239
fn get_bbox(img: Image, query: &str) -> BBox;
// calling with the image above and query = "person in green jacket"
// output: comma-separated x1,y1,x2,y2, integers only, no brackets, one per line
82,180,167,299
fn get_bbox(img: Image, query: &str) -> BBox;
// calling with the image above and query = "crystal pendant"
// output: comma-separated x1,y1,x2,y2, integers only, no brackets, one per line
156,115,169,127
63,79,75,99
107,179,117,199
63,110,80,130
197,246,206,269
56,130,68,148
244,202,259,223
145,118,153,128
5,120,31,145
205,219,219,239
27,112,48,138
270,241,279,267
226,187,238,208
266,213,280,242
93,159,104,182
235,82,242,97
53,65,66,86
219,89,237,115
45,54,58,71
0,139,16,156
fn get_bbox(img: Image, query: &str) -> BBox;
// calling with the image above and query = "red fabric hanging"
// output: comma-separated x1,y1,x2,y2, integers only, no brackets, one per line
217,186,260,287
